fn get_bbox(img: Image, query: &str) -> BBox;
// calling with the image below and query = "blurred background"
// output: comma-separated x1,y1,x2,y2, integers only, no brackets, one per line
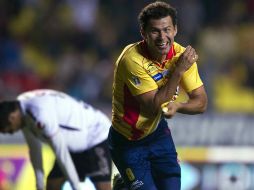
0,0,253,189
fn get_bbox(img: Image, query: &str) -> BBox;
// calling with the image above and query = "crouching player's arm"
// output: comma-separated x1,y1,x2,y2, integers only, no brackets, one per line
47,130,81,190
22,128,45,190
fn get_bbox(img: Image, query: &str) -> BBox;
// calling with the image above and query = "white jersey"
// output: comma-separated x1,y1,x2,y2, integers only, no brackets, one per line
17,89,111,190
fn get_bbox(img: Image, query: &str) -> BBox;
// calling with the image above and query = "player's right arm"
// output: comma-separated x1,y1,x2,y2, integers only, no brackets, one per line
22,128,44,190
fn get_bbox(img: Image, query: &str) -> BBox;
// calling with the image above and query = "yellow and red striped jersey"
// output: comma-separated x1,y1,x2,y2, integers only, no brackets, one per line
112,41,203,140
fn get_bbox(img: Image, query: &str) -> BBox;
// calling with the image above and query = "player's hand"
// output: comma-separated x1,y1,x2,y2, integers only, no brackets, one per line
162,101,180,119
175,45,198,74
36,184,44,190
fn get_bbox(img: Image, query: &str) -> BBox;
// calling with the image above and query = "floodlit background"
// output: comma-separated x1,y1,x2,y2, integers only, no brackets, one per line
0,0,254,189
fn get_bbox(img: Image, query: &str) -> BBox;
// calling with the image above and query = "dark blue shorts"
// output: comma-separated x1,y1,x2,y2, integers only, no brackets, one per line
108,119,181,190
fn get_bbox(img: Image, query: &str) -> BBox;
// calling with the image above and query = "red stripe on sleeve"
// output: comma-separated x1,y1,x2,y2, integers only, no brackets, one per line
123,85,144,140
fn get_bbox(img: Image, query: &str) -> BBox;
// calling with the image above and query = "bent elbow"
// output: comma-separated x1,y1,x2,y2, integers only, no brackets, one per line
198,107,206,114
198,100,208,113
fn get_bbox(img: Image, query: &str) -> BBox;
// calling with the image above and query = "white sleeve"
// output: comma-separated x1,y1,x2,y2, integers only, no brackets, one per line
29,103,80,190
22,128,44,190
48,131,81,190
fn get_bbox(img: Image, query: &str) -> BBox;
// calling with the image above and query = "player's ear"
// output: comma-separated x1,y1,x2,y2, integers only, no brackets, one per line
8,109,20,124
173,25,177,36
140,29,146,40
8,112,15,123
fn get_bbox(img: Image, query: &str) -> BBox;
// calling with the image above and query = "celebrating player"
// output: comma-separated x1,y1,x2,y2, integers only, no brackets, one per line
108,1,208,190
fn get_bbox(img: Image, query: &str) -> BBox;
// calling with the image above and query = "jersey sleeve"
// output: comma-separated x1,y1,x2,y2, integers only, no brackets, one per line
37,111,81,190
121,58,158,96
33,106,58,138
28,106,81,190
180,63,203,93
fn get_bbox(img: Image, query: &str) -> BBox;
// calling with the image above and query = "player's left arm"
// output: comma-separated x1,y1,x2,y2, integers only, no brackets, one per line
22,127,44,190
47,131,81,190
163,63,208,118
37,109,81,190
176,85,207,114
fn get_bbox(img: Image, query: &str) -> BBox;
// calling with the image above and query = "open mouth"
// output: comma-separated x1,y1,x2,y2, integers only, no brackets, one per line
156,42,169,49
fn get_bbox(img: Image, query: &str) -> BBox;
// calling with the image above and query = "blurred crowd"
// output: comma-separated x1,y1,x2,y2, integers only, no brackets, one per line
0,0,254,114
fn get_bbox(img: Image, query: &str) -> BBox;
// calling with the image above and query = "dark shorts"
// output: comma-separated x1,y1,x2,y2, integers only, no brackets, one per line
108,119,181,190
47,140,112,183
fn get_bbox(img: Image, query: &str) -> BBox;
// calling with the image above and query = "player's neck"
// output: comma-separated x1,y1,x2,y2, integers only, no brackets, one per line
151,54,167,64
141,41,168,64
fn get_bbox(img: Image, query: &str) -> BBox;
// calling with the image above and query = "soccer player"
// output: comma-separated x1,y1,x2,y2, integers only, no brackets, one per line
108,1,207,190
0,89,112,190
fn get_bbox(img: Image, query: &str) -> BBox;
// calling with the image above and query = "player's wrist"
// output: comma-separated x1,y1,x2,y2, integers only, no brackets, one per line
172,66,185,77
167,64,184,80
36,182,44,190
175,102,184,112
175,102,181,111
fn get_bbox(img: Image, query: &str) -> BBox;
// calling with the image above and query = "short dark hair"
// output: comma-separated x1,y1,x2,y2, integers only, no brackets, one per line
0,100,19,130
138,1,177,30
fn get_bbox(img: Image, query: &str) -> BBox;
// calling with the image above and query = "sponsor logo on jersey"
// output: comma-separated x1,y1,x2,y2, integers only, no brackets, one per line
132,76,141,86
152,73,163,81
36,122,45,129
146,62,157,73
